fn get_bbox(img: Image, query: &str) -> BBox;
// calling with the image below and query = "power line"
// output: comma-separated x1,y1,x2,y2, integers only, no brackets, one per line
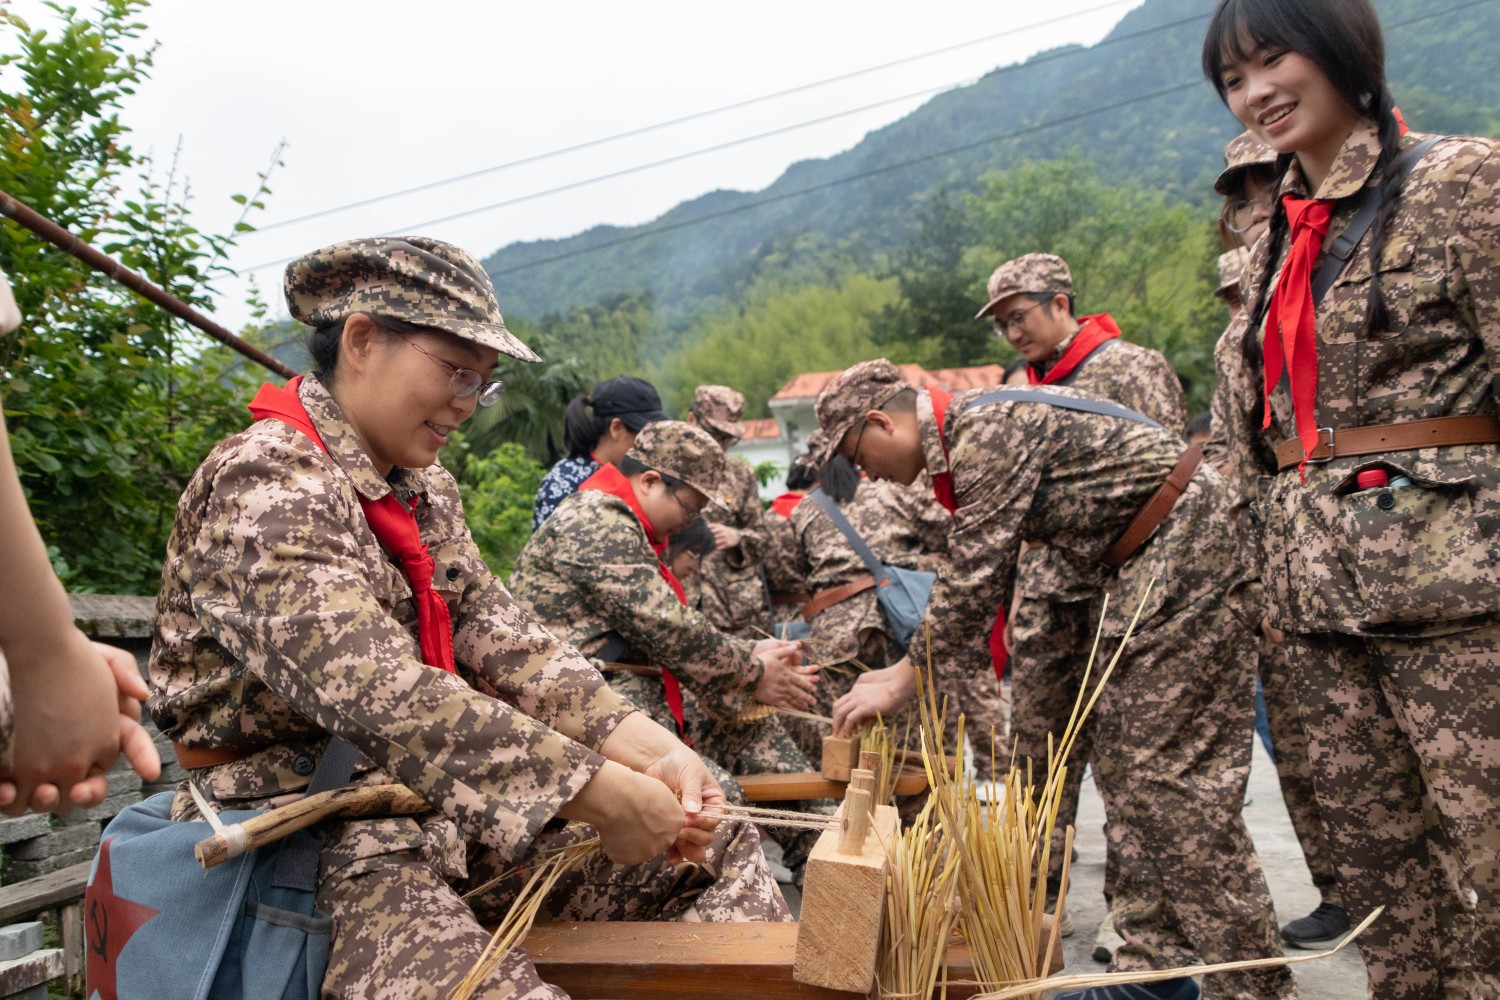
247,0,1142,235
243,8,1215,272
482,0,1494,279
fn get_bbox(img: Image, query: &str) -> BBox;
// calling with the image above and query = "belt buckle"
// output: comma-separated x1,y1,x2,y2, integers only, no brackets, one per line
1304,426,1336,464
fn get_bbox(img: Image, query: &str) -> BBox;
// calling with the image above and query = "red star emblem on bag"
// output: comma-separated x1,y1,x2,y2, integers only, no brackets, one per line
84,837,160,1000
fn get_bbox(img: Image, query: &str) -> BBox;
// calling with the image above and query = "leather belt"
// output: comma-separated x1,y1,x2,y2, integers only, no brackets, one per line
1274,414,1500,471
1102,445,1203,569
172,741,257,769
770,591,812,607
800,575,877,620
598,661,664,679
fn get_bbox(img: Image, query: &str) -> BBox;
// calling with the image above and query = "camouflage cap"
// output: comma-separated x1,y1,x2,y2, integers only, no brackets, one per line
1214,247,1251,298
626,420,730,511
1214,131,1278,195
813,359,913,463
803,428,830,466
974,252,1073,320
284,236,541,363
691,385,747,440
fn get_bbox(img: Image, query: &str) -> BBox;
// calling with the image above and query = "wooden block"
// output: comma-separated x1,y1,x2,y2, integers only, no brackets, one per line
793,802,899,994
739,771,928,803
820,735,861,781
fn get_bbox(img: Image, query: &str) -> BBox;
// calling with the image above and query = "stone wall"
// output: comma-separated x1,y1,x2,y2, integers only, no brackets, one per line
0,595,184,885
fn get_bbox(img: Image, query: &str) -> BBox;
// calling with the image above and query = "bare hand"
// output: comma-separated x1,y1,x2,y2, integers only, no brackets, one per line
751,640,818,709
642,743,727,864
708,523,740,552
1260,615,1285,647
832,660,918,736
0,633,160,815
560,760,684,866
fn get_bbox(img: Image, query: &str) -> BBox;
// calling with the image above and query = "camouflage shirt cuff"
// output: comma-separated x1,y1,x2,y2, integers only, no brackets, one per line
573,682,638,753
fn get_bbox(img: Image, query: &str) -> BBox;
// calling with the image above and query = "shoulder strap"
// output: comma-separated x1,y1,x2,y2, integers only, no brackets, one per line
1312,135,1442,305
271,738,359,890
1053,338,1116,386
964,388,1163,429
808,488,885,580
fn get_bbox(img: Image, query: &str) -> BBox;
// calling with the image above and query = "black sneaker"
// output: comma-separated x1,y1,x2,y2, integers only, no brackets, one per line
1281,902,1350,949
1055,977,1200,1000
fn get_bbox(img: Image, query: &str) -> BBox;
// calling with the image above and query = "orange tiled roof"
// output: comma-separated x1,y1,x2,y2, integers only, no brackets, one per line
739,417,782,441
770,364,1006,402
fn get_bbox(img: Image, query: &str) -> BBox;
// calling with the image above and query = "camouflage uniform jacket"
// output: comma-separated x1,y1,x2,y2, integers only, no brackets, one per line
151,375,636,880
697,455,771,635
762,496,806,612
510,487,764,719
1021,333,1188,604
1212,124,1500,637
909,386,1246,685
786,479,950,662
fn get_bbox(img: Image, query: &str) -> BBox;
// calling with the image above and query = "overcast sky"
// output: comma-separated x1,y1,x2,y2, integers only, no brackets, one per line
8,0,1145,327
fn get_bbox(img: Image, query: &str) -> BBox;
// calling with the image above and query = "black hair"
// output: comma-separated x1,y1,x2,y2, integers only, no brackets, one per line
307,313,421,381
1202,0,1398,352
1185,411,1213,439
818,455,862,504
667,516,715,562
563,394,612,460
785,459,819,492
616,454,688,493
1035,290,1075,318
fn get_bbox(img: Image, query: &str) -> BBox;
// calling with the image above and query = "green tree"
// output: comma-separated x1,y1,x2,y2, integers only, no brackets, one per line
0,1,270,592
446,439,545,581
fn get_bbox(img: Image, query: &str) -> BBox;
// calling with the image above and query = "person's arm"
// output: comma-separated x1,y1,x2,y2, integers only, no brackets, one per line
0,270,159,814
708,461,768,566
1448,143,1500,393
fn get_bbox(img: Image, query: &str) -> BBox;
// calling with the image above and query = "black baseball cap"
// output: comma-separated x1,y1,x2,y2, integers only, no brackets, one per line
592,376,669,431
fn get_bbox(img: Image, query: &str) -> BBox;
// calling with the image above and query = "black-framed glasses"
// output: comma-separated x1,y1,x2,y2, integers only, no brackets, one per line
849,420,869,469
404,338,506,406
992,299,1046,334
1223,194,1274,235
669,488,705,519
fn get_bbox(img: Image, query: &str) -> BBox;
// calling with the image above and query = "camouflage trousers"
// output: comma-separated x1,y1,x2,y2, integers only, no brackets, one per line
1287,624,1500,1000
1257,639,1340,905
609,672,832,875
1009,595,1112,896
317,817,789,999
1090,590,1295,1000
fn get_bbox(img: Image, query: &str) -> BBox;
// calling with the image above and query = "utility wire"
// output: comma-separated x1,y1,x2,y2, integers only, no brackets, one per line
239,0,1491,278
247,0,1142,234
242,7,1212,272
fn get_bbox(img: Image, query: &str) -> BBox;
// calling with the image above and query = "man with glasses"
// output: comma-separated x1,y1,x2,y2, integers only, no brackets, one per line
974,252,1186,949
510,421,829,879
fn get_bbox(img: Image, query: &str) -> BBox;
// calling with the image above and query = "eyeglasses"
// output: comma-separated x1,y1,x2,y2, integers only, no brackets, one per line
1223,194,1274,235
669,488,705,519
404,338,506,406
848,419,869,469
992,300,1046,334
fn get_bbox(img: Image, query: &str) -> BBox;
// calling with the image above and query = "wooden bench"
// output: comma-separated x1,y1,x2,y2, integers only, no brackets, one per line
0,861,89,995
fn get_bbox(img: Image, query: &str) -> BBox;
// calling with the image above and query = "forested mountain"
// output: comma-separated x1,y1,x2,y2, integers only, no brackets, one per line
481,0,1499,323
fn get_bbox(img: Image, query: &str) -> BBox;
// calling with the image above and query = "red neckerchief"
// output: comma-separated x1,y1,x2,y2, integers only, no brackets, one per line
248,377,456,674
927,387,959,514
578,464,687,736
1028,313,1121,385
769,492,804,518
1263,196,1335,480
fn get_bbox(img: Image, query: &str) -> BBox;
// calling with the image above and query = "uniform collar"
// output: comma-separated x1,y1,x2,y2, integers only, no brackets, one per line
1280,120,1382,201
297,374,428,504
916,389,950,478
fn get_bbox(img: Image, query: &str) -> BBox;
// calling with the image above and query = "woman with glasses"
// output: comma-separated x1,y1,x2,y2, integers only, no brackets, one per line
149,237,788,999
1204,0,1500,994
1216,130,1279,252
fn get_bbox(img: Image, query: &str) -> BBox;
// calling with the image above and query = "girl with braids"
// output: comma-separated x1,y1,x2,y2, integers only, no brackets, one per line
1204,1,1500,995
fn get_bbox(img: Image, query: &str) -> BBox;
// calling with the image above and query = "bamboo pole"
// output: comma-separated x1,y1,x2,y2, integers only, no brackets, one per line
193,783,428,868
0,188,299,379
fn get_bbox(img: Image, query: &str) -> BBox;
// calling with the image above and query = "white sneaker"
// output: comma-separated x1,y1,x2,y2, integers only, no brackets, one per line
1092,912,1124,963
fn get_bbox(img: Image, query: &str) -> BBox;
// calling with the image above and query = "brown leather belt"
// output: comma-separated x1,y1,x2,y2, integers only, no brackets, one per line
1101,444,1203,569
1274,414,1500,471
172,741,257,769
800,575,877,620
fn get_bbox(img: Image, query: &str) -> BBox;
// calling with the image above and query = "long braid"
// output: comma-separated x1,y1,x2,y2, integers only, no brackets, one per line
1363,86,1408,337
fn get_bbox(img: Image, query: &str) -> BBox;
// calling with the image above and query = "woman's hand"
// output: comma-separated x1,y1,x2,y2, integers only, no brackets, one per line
559,760,684,865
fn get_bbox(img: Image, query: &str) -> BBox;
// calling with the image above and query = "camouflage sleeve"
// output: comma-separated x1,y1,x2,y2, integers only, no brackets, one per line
189,436,608,859
1448,141,1500,393
1123,350,1188,434
548,522,764,716
907,416,1037,685
721,459,768,568
898,481,952,574
761,514,804,596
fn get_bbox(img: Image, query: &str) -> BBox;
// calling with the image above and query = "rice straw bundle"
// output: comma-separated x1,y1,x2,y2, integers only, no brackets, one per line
859,715,901,804
451,838,601,1000
875,798,963,1000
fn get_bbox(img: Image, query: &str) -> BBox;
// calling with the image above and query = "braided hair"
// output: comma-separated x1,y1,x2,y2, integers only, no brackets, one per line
1202,0,1401,423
